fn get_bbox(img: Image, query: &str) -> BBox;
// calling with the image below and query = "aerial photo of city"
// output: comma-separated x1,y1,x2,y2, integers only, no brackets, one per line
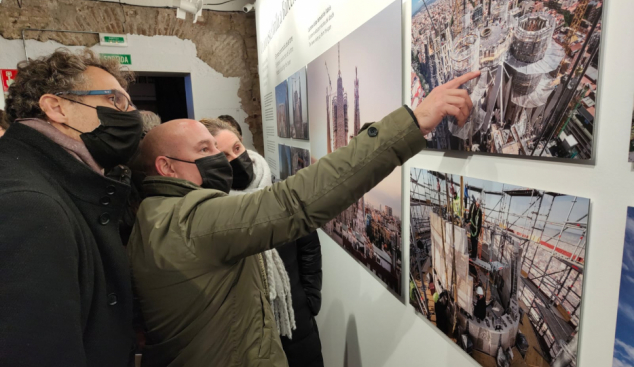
411,0,602,159
307,0,404,295
410,167,589,366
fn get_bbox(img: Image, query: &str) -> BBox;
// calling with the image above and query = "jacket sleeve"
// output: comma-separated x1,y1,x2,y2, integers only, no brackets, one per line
0,192,86,367
296,231,322,316
184,106,426,264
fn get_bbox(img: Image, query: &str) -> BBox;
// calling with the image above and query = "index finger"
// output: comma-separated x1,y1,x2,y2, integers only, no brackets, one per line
444,70,481,89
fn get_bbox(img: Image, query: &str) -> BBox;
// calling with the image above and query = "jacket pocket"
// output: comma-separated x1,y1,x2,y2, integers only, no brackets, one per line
258,292,273,359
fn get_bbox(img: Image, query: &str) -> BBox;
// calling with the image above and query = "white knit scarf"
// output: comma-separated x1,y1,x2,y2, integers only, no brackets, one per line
229,150,296,338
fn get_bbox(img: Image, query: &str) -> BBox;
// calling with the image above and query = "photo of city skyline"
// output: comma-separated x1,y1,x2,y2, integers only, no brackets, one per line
410,167,589,366
613,207,634,367
275,79,290,138
411,0,603,159
288,67,309,140
307,0,404,295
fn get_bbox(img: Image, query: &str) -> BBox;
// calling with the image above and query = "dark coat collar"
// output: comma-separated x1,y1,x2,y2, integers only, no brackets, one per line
1,122,130,203
142,176,227,198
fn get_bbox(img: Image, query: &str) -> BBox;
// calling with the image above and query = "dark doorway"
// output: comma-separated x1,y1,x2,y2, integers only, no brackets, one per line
128,72,193,122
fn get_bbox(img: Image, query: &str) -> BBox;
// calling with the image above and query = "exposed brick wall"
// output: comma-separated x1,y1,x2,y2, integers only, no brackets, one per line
0,0,263,153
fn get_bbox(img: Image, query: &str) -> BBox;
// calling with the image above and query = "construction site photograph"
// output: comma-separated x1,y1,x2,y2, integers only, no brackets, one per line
612,207,634,367
307,0,404,295
411,0,602,159
287,67,309,140
409,168,589,366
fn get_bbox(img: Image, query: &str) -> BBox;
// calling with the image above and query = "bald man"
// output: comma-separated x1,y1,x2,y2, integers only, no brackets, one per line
128,71,479,367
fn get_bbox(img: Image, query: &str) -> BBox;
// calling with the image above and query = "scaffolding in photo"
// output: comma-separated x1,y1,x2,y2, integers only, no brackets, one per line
410,168,586,366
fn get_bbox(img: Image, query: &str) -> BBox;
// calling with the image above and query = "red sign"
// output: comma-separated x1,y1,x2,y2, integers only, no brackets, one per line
2,69,17,93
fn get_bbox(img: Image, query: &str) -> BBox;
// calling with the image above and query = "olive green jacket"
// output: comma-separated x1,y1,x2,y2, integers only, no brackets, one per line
127,107,425,367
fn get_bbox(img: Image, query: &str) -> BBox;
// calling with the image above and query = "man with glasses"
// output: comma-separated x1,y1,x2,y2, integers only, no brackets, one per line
0,49,144,367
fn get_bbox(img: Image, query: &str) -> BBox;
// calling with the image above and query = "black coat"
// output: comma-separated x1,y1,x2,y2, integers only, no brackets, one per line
277,231,324,367
0,123,135,367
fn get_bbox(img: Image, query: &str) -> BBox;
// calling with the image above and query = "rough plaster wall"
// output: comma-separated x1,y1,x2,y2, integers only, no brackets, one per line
0,0,263,153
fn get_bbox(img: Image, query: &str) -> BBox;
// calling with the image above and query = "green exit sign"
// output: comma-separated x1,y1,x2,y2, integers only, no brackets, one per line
100,53,132,65
104,36,125,44
99,33,128,47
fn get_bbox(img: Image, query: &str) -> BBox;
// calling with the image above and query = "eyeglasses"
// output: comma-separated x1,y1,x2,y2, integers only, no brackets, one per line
55,89,136,112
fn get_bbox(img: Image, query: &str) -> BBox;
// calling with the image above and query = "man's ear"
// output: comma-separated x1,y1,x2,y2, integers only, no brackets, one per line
155,156,177,178
39,94,70,124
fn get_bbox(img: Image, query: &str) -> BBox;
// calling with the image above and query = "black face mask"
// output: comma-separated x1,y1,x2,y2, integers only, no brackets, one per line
230,151,254,190
65,106,143,169
166,153,233,194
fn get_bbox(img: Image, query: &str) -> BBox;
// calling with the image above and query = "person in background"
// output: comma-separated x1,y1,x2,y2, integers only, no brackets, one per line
435,290,449,334
468,198,482,259
452,191,461,222
0,110,7,137
218,114,242,136
474,286,487,321
202,117,324,367
127,70,478,367
0,48,143,367
140,110,161,137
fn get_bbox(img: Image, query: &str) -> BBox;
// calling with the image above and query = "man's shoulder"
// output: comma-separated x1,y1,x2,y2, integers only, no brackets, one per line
0,156,66,211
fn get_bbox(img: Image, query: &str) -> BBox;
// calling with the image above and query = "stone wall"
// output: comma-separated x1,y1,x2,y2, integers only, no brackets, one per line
0,0,263,153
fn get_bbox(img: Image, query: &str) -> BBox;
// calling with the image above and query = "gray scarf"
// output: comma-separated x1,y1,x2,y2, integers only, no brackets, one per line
230,150,296,338
17,118,103,174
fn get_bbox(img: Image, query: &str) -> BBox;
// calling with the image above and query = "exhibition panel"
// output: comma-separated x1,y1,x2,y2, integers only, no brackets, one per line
411,0,603,159
254,0,634,365
410,167,588,366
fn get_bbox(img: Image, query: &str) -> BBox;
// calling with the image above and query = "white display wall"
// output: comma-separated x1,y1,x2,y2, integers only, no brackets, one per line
255,0,634,366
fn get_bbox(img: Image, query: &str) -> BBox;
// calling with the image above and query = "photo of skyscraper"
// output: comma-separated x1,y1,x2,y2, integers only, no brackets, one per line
410,167,589,367
278,144,292,179
288,67,309,140
307,0,403,295
411,0,603,159
275,80,290,138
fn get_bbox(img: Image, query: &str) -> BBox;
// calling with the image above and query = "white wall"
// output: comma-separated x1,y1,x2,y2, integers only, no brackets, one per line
0,34,254,150
313,1,634,367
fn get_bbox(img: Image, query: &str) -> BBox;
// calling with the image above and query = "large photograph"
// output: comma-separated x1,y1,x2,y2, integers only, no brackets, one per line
411,0,603,159
275,80,290,138
409,168,589,366
308,0,404,295
288,67,309,140
612,207,634,367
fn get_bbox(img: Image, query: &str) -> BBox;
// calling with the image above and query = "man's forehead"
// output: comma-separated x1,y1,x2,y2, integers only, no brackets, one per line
172,119,215,143
83,66,129,96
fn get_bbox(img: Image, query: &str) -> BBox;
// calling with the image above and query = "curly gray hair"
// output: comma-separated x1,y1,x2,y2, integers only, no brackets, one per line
4,48,134,124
